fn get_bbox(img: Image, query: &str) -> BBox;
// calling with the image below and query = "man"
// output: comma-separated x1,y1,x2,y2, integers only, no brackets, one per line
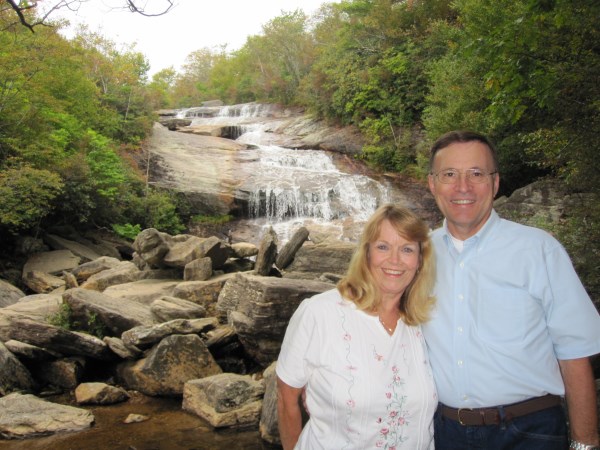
422,130,600,450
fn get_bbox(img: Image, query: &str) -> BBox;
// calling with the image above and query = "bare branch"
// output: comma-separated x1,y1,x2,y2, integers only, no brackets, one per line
2,0,175,32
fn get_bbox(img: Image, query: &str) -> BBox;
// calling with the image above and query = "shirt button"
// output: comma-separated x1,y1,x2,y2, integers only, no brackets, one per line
459,262,465,268
462,395,469,401
458,294,464,301
457,326,463,333
457,360,463,366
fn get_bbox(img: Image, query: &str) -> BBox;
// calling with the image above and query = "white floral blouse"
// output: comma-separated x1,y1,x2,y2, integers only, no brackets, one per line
276,289,437,449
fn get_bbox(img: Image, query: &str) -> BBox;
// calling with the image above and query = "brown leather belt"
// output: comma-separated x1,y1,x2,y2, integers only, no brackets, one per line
440,394,562,426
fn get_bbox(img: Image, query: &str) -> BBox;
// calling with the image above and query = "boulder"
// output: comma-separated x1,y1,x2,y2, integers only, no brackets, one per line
80,261,143,291
102,279,180,305
184,257,213,281
102,336,142,360
231,242,259,259
121,317,218,349
150,296,207,322
132,228,172,268
0,294,63,342
43,234,103,262
75,382,130,405
216,273,333,366
4,339,61,362
22,270,65,294
22,250,81,277
254,227,278,276
259,362,281,445
33,357,86,389
8,317,113,360
116,334,222,396
0,279,25,307
0,341,38,395
275,226,309,269
286,242,356,276
183,373,264,428
62,288,155,337
71,256,122,283
162,235,205,268
0,393,94,439
173,273,237,317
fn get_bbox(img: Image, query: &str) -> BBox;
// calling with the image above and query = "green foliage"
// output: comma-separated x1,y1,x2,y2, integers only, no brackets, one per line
112,223,141,240
0,165,63,233
190,214,233,225
47,303,73,330
47,303,107,339
84,130,127,200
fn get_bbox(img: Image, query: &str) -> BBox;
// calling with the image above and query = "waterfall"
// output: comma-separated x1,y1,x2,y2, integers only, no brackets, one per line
173,103,400,242
242,145,389,225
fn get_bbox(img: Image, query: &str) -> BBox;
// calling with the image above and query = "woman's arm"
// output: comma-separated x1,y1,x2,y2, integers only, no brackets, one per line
277,376,305,450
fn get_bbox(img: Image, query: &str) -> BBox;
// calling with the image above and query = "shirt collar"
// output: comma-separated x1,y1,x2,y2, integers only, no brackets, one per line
441,209,500,249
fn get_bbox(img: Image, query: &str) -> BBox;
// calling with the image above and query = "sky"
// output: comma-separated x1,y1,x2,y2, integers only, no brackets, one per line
55,0,331,77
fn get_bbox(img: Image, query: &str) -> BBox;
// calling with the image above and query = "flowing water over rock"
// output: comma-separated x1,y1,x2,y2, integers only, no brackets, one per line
161,103,439,244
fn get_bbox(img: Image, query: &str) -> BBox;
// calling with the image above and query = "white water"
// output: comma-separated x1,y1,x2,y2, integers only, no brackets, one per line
176,103,399,242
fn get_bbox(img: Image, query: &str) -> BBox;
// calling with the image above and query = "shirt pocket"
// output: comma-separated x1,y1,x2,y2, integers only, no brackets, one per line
475,288,534,346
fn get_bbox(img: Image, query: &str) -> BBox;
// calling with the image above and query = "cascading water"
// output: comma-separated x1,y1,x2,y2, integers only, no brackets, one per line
174,103,406,242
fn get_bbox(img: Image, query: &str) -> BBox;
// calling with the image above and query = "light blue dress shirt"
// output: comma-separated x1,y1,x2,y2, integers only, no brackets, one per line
422,210,600,408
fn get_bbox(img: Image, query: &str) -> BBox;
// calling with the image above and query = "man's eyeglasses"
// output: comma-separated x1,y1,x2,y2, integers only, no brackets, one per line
431,168,498,184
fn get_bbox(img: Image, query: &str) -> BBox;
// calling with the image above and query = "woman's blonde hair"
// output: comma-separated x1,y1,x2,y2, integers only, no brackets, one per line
337,204,435,326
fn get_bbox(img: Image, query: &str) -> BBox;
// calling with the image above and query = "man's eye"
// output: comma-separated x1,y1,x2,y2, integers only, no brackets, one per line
470,170,484,178
441,171,456,178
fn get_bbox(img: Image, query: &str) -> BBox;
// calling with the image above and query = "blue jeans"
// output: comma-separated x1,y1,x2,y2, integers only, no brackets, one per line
434,404,568,450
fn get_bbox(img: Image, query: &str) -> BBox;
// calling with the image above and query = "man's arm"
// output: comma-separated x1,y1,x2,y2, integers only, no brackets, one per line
559,357,599,447
277,376,304,450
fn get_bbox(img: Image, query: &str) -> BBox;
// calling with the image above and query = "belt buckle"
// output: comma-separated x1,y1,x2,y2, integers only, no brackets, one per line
457,408,473,426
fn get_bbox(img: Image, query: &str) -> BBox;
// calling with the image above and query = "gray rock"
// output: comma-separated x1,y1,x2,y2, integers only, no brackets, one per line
231,242,259,259
184,257,213,281
0,341,37,395
0,294,62,342
75,382,130,405
0,392,94,438
22,270,65,294
254,227,278,276
0,279,25,307
22,250,81,277
287,242,356,276
183,373,264,428
259,362,281,445
116,334,222,396
4,339,62,361
121,317,218,348
163,235,205,268
275,226,309,269
102,336,142,360
150,296,207,322
8,317,113,360
173,273,237,317
80,261,142,291
33,357,86,389
71,256,122,282
63,288,155,337
216,273,333,366
133,228,172,267
103,279,180,305
44,234,103,262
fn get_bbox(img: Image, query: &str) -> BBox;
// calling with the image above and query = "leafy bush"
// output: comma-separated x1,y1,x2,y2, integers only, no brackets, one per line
112,223,142,240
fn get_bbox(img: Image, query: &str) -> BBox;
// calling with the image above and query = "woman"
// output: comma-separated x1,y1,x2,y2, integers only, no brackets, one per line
276,204,437,449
